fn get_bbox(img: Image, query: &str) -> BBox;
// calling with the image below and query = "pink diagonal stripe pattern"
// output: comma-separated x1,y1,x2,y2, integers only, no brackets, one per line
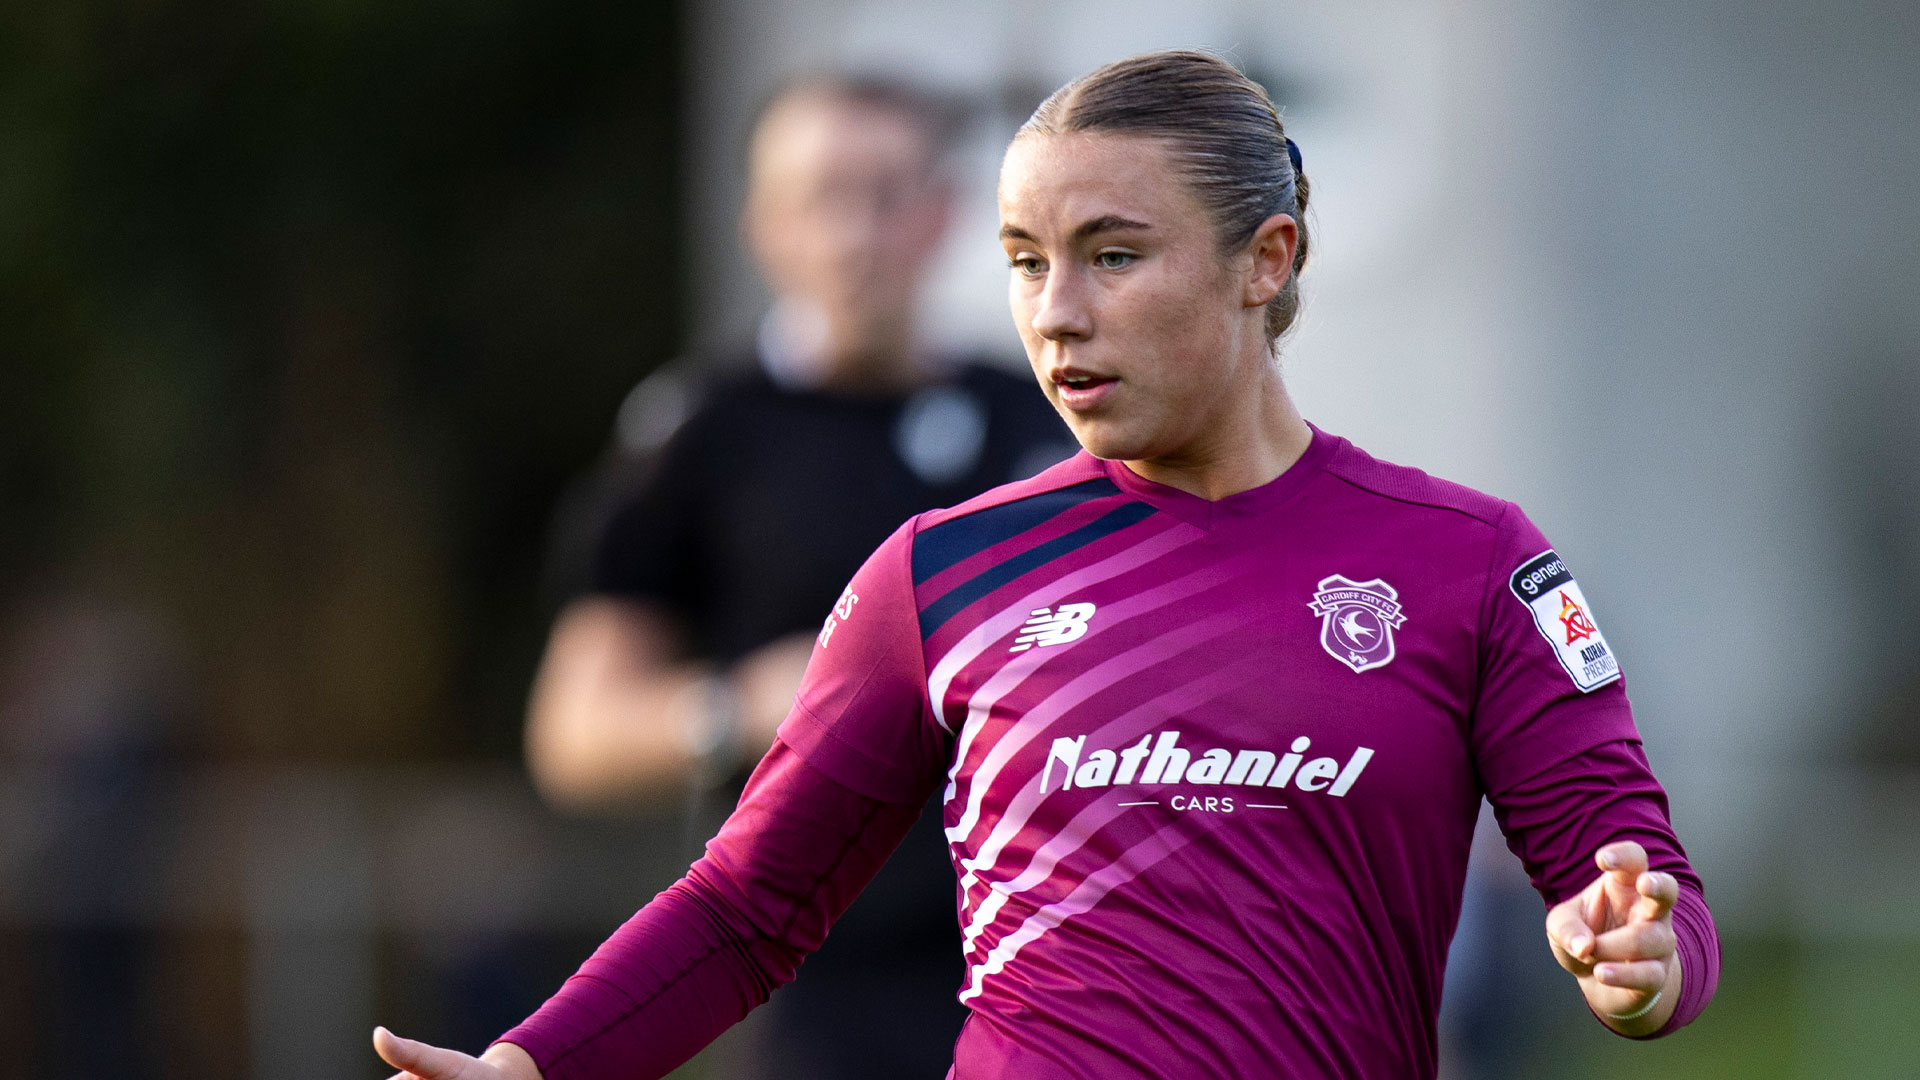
956,651,1272,956
957,816,1201,1003
925,516,1198,733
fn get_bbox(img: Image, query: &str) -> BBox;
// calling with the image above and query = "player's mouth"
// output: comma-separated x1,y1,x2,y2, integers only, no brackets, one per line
1051,366,1118,411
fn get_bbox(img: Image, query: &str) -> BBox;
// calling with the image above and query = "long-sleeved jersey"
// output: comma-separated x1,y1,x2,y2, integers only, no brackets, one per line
502,425,1719,1079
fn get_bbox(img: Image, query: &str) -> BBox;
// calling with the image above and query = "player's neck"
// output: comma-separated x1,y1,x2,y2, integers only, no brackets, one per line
1124,381,1311,501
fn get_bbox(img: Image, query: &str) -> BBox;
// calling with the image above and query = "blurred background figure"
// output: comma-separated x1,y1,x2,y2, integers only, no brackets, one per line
4,2,1920,1079
523,75,1072,1079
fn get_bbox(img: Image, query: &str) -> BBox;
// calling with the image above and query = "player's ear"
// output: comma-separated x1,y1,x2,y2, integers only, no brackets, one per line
1242,213,1298,309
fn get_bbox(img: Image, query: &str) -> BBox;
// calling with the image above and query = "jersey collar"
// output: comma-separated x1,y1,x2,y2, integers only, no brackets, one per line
1096,423,1336,530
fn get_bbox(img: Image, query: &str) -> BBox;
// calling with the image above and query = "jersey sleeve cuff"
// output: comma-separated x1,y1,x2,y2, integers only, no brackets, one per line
494,1009,590,1080
1631,884,1721,1039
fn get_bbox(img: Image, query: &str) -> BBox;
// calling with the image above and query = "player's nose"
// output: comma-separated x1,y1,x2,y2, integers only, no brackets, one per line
1030,269,1092,342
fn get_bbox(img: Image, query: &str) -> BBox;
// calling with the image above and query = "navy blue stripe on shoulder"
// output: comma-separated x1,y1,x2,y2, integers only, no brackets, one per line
912,477,1120,585
919,499,1155,639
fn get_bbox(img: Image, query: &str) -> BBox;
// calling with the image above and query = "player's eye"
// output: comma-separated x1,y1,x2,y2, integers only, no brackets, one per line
1093,250,1136,270
1009,255,1047,277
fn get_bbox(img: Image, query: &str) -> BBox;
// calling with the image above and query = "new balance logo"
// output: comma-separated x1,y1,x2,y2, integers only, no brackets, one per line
1009,603,1096,652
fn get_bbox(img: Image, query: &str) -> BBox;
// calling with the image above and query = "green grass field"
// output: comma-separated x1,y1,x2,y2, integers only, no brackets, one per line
1534,935,1920,1079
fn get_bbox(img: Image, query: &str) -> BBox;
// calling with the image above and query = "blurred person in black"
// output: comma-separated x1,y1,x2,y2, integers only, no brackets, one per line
523,75,1073,1079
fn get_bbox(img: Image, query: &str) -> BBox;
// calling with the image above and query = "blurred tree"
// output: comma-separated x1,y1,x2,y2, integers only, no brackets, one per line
0,0,685,761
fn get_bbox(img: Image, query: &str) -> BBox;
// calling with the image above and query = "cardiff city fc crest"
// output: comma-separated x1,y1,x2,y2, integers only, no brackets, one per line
1308,575,1408,673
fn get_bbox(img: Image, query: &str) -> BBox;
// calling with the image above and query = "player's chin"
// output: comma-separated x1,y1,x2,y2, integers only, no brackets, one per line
1058,416,1150,462
1063,428,1133,462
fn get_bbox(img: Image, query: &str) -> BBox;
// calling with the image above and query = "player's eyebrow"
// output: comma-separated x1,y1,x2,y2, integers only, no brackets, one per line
1072,214,1151,241
999,215,1154,245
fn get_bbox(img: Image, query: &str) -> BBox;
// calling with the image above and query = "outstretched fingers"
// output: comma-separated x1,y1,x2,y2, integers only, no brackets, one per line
1634,867,1679,922
1545,895,1598,969
1589,915,1676,963
374,1027,479,1080
1550,841,1681,975
1545,841,1686,1032
1593,958,1668,993
1596,839,1648,888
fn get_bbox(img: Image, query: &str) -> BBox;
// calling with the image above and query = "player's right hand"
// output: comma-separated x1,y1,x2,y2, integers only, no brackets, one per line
1542,840,1681,1035
373,1027,543,1080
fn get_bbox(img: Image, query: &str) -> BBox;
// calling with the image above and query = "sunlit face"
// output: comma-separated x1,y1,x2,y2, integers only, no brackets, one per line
999,132,1289,468
744,94,951,361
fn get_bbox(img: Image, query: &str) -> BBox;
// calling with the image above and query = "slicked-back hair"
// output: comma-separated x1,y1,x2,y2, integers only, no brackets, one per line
1021,50,1311,345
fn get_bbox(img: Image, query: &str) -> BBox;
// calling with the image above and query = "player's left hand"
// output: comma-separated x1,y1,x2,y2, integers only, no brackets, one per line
1543,840,1682,1035
373,1027,543,1080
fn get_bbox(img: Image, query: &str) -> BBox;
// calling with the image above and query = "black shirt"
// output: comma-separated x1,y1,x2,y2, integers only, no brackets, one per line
594,359,1074,663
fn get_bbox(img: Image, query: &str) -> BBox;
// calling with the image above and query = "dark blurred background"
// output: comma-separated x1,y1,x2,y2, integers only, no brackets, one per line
2,0,682,760
1,3,689,1077
3,1,1918,1078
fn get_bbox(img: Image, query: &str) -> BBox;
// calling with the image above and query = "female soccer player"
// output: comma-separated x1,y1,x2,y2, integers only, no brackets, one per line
376,50,1718,1080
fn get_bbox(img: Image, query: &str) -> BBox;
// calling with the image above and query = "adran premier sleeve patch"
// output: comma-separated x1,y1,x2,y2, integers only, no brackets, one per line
1508,549,1622,692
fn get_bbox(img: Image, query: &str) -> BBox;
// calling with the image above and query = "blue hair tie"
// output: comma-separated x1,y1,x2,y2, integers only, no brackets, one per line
1285,137,1303,174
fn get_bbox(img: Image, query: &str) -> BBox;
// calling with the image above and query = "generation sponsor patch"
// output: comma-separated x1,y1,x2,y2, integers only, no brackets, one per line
1508,549,1621,692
